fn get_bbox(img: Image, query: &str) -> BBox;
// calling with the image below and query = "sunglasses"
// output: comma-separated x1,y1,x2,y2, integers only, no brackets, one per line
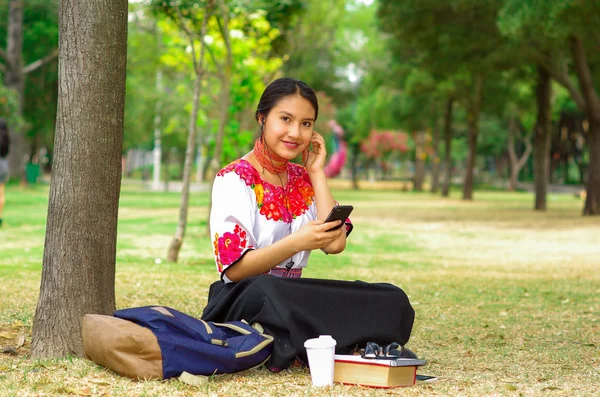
360,342,417,360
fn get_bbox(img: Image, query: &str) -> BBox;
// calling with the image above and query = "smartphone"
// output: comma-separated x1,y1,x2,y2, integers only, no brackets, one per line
324,205,353,232
416,374,438,382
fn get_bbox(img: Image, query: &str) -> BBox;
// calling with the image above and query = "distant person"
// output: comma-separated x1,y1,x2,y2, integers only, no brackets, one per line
0,118,9,227
201,78,415,371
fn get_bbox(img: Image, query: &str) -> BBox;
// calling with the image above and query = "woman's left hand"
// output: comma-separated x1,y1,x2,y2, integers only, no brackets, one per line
304,131,327,174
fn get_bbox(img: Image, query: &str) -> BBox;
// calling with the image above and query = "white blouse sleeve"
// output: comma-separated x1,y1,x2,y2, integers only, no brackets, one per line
210,172,257,282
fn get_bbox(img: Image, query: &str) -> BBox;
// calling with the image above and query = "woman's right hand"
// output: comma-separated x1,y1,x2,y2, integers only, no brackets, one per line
291,219,345,252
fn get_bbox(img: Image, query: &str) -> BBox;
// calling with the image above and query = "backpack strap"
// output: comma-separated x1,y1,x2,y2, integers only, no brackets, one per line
211,321,274,358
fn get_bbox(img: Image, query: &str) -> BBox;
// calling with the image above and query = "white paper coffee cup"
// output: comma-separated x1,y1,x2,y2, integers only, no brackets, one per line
304,335,337,386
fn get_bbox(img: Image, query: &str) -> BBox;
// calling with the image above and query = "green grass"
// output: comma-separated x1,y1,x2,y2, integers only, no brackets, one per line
1,182,599,396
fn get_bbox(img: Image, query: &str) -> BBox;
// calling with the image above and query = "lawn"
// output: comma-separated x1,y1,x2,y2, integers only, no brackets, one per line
0,181,599,396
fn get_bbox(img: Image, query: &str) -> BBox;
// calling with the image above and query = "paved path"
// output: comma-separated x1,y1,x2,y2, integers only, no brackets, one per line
516,182,584,195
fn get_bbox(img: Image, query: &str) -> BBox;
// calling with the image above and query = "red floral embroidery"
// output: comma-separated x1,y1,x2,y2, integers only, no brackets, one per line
217,159,257,186
217,160,315,223
213,224,253,273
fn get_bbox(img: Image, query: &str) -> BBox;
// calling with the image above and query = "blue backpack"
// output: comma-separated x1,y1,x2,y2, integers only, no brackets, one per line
83,306,273,380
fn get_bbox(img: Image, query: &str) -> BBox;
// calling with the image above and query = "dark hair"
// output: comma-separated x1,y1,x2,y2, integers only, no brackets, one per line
0,118,9,158
255,78,319,123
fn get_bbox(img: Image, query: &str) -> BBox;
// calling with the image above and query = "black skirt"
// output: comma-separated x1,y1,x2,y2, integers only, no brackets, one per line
201,276,415,371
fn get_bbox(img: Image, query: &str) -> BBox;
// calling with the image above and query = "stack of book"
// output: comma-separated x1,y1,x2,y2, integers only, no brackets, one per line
333,354,427,388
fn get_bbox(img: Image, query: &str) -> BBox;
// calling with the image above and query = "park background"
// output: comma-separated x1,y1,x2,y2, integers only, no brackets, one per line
0,0,599,396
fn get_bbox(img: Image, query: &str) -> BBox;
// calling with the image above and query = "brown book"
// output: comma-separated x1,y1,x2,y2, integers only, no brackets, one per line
333,354,426,388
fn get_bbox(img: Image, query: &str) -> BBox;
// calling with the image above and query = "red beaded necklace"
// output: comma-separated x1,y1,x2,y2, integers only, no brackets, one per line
253,139,295,270
253,138,289,174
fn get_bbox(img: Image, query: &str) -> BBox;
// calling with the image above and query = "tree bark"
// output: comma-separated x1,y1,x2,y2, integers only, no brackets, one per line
350,142,360,190
152,68,163,191
570,35,600,215
534,65,552,211
430,107,441,194
441,96,454,197
31,0,128,358
5,0,24,180
413,130,425,191
195,136,205,183
463,75,483,201
167,70,202,261
4,0,59,181
166,5,211,262
507,117,533,192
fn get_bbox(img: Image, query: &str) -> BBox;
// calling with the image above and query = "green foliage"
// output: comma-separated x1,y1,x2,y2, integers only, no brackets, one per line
498,0,600,93
124,4,162,152
0,0,59,152
477,115,509,157
139,1,286,168
499,0,573,42
280,0,349,103
0,83,24,133
251,0,306,56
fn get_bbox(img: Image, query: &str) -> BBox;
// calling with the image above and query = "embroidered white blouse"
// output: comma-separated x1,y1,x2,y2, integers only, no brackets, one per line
210,159,352,283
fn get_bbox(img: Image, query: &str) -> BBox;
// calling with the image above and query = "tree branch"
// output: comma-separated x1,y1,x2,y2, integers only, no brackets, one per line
0,48,7,62
24,49,59,75
204,43,224,77
507,117,518,166
216,0,232,68
174,4,213,77
570,34,600,120
517,136,533,170
534,53,586,112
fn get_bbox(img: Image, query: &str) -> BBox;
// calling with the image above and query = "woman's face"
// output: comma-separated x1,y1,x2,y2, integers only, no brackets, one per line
259,94,316,161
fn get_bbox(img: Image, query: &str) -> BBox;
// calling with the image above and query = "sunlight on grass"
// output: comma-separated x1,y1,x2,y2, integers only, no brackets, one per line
1,181,599,396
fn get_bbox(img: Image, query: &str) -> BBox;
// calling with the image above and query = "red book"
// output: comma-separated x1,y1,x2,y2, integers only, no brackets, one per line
333,354,426,388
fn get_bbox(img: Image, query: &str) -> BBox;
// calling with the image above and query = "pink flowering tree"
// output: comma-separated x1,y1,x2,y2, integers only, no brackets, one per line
360,130,410,178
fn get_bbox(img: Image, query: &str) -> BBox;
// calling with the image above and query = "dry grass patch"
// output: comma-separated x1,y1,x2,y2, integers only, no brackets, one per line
1,183,599,396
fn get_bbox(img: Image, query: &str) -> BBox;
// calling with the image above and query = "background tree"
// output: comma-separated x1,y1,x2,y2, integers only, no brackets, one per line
0,0,58,180
499,0,600,215
378,0,516,200
31,0,128,357
153,0,213,263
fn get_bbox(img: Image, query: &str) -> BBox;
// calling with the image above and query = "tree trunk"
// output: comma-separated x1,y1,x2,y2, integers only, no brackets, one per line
4,0,59,181
195,136,205,183
441,96,454,197
413,130,425,191
31,0,128,358
5,0,25,181
507,130,518,192
350,142,359,190
463,75,483,201
430,109,441,193
163,147,170,192
507,117,533,192
534,65,552,211
166,5,211,262
152,69,163,191
167,72,202,262
570,35,600,215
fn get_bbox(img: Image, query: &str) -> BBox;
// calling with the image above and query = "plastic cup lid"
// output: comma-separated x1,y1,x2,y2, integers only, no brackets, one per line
304,335,337,349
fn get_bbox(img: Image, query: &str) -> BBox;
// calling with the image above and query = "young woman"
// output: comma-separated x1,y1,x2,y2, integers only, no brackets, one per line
209,78,350,282
0,119,9,227
202,78,415,371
